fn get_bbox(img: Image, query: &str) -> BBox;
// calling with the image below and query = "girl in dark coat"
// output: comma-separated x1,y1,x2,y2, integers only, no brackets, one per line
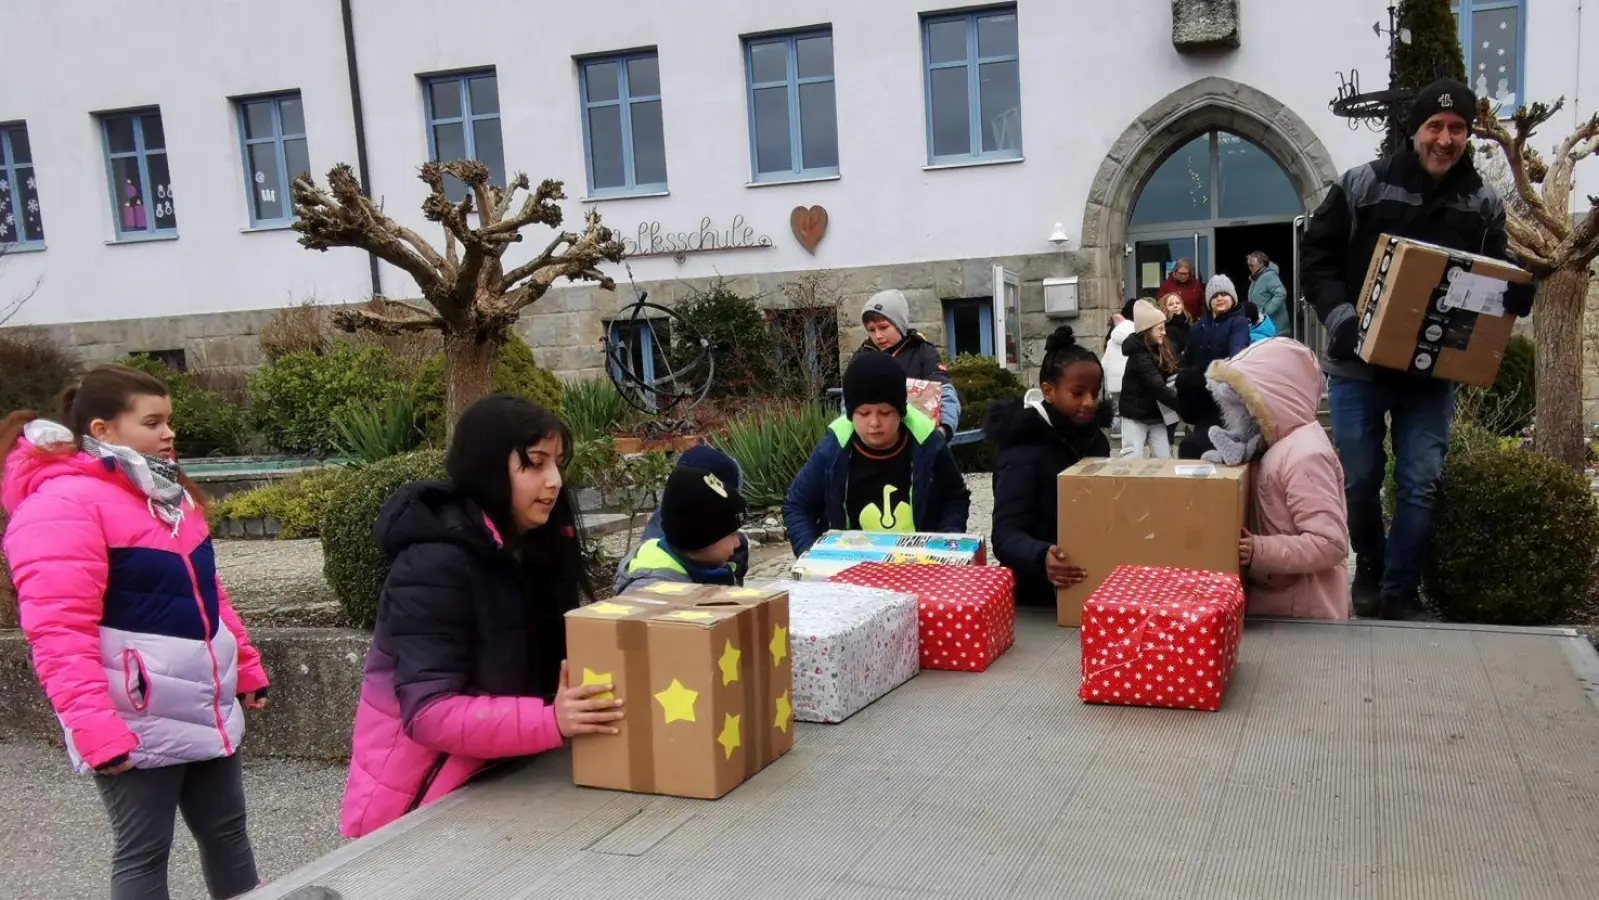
1118,300,1181,459
1177,275,1251,459
984,327,1111,608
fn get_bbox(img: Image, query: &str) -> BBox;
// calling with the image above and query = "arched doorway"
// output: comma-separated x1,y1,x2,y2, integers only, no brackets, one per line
1124,130,1303,315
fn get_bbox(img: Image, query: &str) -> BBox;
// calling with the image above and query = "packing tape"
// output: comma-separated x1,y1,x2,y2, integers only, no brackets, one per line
615,616,655,795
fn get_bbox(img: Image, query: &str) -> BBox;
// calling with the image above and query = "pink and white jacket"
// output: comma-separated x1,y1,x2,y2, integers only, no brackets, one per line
2,432,268,773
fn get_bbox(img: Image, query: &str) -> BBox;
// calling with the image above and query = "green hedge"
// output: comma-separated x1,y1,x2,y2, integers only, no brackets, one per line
1459,333,1535,437
413,334,563,443
949,354,1026,472
208,467,350,539
117,355,251,458
321,449,447,629
249,343,407,456
0,330,75,419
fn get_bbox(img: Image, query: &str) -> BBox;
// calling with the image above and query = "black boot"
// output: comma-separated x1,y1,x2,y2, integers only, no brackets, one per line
1379,592,1428,622
1351,559,1382,618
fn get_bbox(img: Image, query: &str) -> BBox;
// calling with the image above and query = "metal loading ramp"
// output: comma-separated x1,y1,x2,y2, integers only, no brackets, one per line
249,614,1599,900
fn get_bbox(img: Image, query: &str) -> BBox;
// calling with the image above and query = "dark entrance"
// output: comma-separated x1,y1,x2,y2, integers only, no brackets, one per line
1214,221,1295,317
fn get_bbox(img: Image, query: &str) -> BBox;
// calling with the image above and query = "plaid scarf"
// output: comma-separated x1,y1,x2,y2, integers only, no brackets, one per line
79,433,188,529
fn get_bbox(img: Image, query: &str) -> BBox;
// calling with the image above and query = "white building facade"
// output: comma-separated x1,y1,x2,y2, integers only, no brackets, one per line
1,0,1592,383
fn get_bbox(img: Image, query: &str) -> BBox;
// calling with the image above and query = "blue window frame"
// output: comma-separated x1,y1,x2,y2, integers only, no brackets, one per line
1453,1,1526,114
99,109,177,239
0,123,45,247
236,92,310,227
580,52,669,196
922,7,1022,164
607,318,672,410
944,298,994,359
422,70,505,201
745,30,839,182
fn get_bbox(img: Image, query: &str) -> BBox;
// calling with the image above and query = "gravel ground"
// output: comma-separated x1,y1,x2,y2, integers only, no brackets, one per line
0,740,346,900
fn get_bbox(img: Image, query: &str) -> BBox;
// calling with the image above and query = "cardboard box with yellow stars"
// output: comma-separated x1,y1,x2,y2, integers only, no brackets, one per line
565,583,795,799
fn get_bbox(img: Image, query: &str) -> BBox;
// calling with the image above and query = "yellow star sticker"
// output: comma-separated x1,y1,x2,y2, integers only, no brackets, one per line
725,587,765,599
774,690,792,733
716,713,742,760
580,667,614,702
642,583,694,594
585,602,635,617
718,641,742,686
661,609,715,622
654,679,698,724
769,624,788,666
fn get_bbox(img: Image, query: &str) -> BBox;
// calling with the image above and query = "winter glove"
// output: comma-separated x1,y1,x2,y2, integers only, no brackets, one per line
1503,279,1536,318
1324,304,1361,361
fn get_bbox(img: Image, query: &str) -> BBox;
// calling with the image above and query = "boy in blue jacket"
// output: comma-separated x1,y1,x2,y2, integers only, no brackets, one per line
783,351,971,556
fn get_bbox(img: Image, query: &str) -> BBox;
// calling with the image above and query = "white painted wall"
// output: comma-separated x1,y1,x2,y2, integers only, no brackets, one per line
1,0,1587,328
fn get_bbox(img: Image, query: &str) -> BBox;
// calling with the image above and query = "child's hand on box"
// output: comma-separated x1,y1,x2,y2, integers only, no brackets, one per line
1045,546,1086,587
555,660,624,738
1239,527,1255,567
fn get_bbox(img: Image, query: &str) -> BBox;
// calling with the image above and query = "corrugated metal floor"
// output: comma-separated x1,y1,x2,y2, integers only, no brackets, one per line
250,612,1599,900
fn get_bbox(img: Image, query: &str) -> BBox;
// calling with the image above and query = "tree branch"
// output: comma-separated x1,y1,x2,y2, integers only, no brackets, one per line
330,305,446,335
504,210,625,313
501,231,577,290
1475,99,1568,236
292,165,451,297
485,178,565,237
1563,200,1599,269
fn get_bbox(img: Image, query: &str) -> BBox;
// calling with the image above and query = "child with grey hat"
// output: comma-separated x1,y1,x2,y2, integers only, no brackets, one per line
852,289,962,437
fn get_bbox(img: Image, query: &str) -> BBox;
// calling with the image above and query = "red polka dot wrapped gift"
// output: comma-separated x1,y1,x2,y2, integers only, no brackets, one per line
829,563,1016,673
1079,565,1245,712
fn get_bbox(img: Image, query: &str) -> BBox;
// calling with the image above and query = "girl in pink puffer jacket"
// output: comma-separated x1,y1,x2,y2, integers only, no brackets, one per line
1,364,269,900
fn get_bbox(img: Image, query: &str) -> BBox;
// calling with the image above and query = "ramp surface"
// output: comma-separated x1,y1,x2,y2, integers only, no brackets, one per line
249,613,1599,900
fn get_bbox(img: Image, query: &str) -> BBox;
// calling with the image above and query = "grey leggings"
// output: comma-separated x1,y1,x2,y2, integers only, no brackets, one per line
94,753,259,900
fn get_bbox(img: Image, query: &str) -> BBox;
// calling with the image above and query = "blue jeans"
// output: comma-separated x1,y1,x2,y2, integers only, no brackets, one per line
1327,375,1456,600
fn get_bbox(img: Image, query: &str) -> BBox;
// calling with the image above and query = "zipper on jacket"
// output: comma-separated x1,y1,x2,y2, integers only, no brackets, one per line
407,753,449,813
180,552,234,756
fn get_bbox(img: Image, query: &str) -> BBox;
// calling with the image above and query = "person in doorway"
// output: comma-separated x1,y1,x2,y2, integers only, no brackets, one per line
1118,300,1181,459
1302,77,1536,620
853,289,961,437
1160,292,1192,360
1175,275,1250,459
341,395,623,839
1247,251,1290,336
1102,299,1138,435
613,444,749,594
613,463,747,594
783,351,970,557
1202,338,1350,619
1,364,270,900
1159,257,1206,321
1245,300,1278,344
985,326,1111,608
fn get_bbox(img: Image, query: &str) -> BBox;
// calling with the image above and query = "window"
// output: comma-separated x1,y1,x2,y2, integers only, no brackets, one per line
0,123,44,247
1453,1,1525,113
607,318,672,409
580,52,668,196
423,71,505,201
922,7,1021,164
100,110,177,238
745,30,838,181
944,298,994,359
236,93,310,227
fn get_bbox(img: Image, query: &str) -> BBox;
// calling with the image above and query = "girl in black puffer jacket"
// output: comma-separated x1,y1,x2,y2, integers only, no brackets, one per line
1118,300,1180,459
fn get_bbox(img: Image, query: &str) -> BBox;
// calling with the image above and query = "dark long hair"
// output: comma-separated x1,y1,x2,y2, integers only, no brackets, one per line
444,394,593,605
1,364,207,509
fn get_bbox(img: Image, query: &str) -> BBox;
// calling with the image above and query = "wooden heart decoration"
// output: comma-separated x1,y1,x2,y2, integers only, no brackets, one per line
790,205,828,255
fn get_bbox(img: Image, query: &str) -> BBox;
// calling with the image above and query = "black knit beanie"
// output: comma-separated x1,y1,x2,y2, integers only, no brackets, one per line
659,465,745,552
842,351,908,417
1407,78,1476,135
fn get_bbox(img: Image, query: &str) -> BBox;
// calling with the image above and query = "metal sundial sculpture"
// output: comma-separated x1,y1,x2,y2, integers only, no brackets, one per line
603,266,714,440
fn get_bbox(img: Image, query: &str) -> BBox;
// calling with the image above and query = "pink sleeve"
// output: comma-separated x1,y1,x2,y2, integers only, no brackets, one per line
216,580,269,695
5,491,139,769
407,694,564,760
1250,455,1350,578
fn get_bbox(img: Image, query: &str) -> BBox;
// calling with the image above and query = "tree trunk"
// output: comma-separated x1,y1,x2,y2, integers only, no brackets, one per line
443,332,499,442
1532,265,1591,469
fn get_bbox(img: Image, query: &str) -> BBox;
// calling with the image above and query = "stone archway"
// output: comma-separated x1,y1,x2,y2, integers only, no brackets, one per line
1076,77,1341,325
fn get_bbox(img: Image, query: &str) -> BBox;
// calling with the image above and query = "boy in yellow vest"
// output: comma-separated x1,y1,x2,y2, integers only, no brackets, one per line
614,463,747,594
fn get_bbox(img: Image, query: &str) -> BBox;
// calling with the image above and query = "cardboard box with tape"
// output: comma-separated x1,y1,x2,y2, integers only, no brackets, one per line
565,582,794,799
1354,235,1532,387
1054,459,1250,627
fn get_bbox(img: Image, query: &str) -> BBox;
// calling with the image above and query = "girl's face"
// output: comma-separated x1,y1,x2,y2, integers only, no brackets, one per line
1149,322,1167,345
1163,295,1183,318
90,393,175,459
507,434,565,532
1212,293,1235,316
1043,361,1102,426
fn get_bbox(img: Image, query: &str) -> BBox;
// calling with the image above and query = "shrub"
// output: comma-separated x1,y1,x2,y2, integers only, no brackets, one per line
563,377,628,443
208,466,350,539
669,280,775,399
332,390,423,466
948,353,1026,472
118,355,252,458
713,400,835,509
413,333,563,442
0,329,75,417
249,342,406,456
1423,439,1599,625
322,449,446,628
1458,334,1535,437
259,300,330,363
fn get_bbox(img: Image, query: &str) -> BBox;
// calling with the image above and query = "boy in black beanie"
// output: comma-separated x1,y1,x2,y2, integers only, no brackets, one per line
782,351,970,556
615,465,747,593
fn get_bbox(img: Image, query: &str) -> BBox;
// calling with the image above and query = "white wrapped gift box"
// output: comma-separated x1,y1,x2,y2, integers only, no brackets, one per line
762,580,920,723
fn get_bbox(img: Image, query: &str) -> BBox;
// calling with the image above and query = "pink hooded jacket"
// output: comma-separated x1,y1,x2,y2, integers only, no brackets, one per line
1207,339,1351,619
2,430,269,773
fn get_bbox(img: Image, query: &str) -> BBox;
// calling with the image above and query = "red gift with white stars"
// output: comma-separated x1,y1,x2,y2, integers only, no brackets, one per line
1079,565,1244,712
829,563,1015,672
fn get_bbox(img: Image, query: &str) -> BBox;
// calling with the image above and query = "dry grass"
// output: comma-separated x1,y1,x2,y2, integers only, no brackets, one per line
260,297,442,368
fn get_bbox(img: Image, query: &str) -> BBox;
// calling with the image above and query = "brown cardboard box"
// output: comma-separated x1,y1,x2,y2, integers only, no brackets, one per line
1355,234,1532,387
565,583,795,799
1054,459,1250,627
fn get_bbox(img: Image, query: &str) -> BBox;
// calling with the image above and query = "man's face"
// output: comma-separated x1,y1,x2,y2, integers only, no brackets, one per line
1413,112,1470,177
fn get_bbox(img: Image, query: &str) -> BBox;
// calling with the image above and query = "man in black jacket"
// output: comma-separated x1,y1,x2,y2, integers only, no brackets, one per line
1303,78,1536,620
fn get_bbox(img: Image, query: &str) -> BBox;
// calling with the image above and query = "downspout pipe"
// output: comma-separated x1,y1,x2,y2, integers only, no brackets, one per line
340,0,383,298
